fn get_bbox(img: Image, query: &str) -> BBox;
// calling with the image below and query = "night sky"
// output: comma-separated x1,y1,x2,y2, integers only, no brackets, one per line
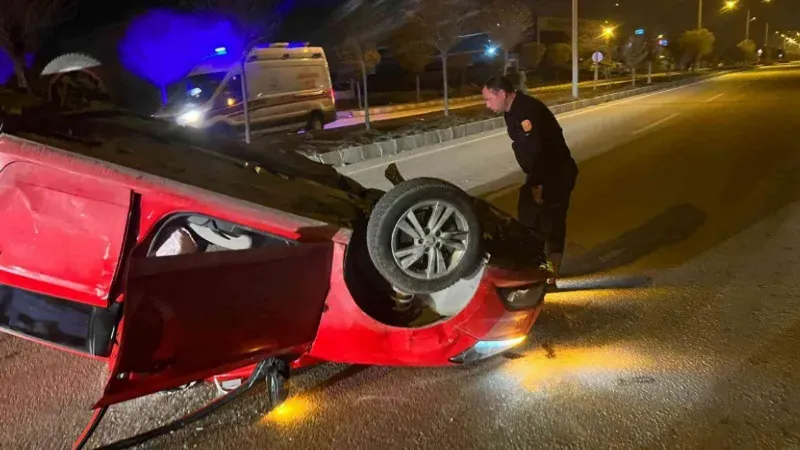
53,0,799,49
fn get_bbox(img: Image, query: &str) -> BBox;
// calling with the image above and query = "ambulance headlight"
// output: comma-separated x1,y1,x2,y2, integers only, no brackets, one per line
177,109,204,127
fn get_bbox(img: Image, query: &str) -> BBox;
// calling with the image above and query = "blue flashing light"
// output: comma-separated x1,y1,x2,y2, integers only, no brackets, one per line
0,50,33,85
659,39,669,46
635,28,645,35
485,46,498,57
119,9,243,92
215,47,227,54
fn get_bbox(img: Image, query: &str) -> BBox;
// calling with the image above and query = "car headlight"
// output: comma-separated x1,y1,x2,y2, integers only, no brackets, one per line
177,109,204,127
450,336,527,364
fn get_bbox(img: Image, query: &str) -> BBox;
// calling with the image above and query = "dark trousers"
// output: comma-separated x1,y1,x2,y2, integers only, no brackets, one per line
517,173,576,255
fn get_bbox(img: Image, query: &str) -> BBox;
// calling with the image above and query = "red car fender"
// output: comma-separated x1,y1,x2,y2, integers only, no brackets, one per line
307,245,541,366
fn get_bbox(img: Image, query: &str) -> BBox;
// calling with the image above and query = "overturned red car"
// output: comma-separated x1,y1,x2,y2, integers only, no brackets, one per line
0,109,552,446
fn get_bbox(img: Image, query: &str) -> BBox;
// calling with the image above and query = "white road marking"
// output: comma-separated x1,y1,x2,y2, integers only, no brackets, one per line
705,93,726,102
631,113,681,135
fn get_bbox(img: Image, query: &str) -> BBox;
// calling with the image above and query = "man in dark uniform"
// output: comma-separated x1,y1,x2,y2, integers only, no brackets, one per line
482,76,578,283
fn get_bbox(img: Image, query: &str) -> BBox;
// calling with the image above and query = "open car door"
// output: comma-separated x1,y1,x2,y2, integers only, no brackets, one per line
97,242,333,407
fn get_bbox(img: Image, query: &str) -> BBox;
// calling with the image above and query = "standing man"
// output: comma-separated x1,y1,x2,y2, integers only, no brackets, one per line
482,76,578,283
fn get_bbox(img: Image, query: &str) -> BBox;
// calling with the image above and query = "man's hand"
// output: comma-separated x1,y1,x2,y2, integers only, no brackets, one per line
532,185,544,205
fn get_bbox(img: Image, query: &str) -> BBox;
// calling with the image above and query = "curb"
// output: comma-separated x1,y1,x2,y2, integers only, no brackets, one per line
311,70,734,168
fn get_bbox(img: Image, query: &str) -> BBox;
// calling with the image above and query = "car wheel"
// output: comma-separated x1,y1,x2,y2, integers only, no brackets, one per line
366,178,482,294
306,112,324,131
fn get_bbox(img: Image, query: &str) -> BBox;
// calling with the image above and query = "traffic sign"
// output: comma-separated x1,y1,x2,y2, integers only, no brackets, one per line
592,51,604,63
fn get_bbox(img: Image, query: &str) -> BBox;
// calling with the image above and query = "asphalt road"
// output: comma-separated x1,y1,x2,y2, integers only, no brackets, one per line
3,64,800,449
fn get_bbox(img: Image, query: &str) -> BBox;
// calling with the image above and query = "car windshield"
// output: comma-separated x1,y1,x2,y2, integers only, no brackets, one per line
168,71,227,105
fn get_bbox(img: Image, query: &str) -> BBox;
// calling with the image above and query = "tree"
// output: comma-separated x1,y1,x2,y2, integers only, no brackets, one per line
622,35,649,85
407,0,476,117
545,43,571,80
328,1,388,130
187,0,282,143
0,0,76,89
519,42,546,70
737,39,757,64
679,28,715,70
481,0,533,75
578,22,615,57
390,25,434,103
332,44,381,120
644,39,664,84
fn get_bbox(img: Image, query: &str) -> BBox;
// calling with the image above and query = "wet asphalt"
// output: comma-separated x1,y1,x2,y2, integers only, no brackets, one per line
2,65,800,449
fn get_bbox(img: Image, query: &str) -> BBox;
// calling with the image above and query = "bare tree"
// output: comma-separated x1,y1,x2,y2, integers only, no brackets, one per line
390,24,434,103
328,1,389,130
0,0,76,89
332,44,381,125
644,38,664,84
578,22,615,58
622,35,648,86
189,0,281,143
481,0,533,76
407,0,476,117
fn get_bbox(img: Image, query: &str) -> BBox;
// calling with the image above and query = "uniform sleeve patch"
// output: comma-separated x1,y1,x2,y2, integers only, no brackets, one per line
521,119,532,132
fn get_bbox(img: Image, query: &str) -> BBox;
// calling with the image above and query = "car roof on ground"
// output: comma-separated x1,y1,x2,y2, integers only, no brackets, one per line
2,110,365,228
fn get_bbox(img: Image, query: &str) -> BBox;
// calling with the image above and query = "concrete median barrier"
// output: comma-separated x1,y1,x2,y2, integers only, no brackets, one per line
315,70,738,167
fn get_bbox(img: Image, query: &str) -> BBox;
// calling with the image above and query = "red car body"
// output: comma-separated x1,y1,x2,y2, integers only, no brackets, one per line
0,111,550,409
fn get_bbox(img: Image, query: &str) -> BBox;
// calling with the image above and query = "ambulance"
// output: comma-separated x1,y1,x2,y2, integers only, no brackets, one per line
156,42,337,134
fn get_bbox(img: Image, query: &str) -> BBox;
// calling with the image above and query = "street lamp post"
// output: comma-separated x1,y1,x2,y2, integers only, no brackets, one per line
572,0,578,99
745,8,751,40
765,22,769,47
698,0,703,29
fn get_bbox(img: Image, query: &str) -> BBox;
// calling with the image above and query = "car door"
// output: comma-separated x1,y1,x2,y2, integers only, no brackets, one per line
96,241,333,407
0,161,131,307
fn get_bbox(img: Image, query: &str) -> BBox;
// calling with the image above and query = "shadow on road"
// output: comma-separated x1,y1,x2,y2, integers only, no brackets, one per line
479,172,709,278
560,204,707,277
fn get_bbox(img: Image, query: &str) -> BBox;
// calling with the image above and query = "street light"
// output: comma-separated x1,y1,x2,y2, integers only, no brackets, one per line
572,0,578,100
723,0,774,43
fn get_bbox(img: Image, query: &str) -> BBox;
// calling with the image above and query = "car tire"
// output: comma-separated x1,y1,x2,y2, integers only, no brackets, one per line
366,178,482,294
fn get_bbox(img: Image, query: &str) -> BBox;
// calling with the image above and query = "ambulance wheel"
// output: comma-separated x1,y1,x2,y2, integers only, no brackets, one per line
366,178,482,294
306,111,324,131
